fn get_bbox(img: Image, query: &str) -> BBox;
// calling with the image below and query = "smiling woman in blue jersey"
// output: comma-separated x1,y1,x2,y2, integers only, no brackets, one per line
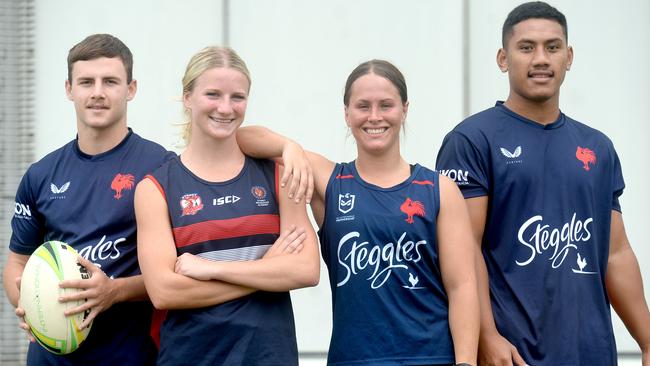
238,60,480,366
134,46,320,366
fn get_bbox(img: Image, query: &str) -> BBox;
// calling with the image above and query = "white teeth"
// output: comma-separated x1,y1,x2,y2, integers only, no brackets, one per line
210,117,232,123
365,128,387,135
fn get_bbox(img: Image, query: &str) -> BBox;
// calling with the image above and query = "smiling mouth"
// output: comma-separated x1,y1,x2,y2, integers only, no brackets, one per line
528,71,554,79
363,127,388,135
88,105,108,110
209,117,235,124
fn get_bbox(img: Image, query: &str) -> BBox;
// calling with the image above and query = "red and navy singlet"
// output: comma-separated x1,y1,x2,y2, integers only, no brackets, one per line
146,156,298,366
319,162,455,365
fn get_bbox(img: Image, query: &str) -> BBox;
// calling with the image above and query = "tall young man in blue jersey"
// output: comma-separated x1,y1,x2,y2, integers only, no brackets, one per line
436,2,650,365
2,34,171,365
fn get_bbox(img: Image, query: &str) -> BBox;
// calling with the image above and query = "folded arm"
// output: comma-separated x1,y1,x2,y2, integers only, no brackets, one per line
135,178,258,309
176,165,320,292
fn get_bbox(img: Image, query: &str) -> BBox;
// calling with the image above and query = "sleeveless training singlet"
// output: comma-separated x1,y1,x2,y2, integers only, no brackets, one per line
147,156,298,366
320,162,455,365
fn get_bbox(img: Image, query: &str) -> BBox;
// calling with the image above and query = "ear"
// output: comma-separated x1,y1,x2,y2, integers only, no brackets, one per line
183,91,193,111
127,79,137,101
402,101,409,123
344,105,351,127
497,48,508,73
566,45,574,71
65,79,73,101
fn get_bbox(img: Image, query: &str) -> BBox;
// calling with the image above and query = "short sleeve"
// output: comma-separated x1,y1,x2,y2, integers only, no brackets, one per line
435,131,490,198
9,169,45,255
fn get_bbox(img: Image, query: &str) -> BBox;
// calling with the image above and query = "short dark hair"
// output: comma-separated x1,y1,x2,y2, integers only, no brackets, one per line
343,59,407,106
67,34,133,83
502,1,568,47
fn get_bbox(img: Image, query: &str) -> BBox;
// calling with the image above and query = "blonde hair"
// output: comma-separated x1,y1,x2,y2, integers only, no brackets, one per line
180,46,251,144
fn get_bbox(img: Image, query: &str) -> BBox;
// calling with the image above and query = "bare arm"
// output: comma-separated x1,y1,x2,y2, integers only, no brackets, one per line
237,126,313,203
3,251,28,307
236,125,334,227
3,252,35,341
606,210,650,365
437,176,479,365
175,165,320,292
466,196,526,366
136,178,258,309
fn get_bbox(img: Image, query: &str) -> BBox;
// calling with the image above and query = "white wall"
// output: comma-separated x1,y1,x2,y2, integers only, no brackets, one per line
32,0,650,354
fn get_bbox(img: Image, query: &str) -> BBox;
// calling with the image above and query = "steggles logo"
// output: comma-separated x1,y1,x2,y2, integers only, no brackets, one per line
516,213,596,274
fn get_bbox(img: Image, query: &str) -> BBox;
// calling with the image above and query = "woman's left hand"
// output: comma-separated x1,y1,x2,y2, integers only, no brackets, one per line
280,141,314,204
175,253,215,281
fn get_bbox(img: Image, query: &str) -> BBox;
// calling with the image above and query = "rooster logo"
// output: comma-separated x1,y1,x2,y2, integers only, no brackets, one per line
402,272,425,290
180,194,203,216
111,173,135,199
576,146,596,171
400,198,425,224
571,252,597,275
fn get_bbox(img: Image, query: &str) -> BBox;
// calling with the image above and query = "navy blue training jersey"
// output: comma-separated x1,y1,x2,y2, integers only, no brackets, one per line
10,129,173,365
319,162,454,366
147,156,298,366
436,102,624,366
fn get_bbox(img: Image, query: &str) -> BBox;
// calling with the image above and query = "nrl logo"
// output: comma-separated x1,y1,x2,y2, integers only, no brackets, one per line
338,193,355,214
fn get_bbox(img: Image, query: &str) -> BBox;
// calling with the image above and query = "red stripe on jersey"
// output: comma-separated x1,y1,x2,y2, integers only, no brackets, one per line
412,180,434,186
150,309,168,349
173,214,280,248
336,174,354,179
145,175,166,197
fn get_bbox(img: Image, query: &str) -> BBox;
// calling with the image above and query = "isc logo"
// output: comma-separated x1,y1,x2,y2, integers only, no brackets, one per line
213,195,241,206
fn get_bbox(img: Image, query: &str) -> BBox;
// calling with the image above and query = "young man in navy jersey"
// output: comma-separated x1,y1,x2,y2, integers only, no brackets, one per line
3,34,172,365
436,2,650,365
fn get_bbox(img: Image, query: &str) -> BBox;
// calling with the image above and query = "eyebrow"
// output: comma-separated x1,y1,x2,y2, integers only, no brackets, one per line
75,75,123,82
516,37,565,44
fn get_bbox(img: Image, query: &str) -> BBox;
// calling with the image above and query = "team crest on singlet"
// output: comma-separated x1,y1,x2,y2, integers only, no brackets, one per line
336,193,356,222
576,146,597,171
180,193,204,216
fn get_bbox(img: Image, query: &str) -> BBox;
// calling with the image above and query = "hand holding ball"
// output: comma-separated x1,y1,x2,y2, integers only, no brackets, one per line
19,241,92,354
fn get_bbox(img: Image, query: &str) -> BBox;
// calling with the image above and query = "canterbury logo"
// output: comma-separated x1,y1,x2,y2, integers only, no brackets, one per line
500,146,522,158
50,182,70,194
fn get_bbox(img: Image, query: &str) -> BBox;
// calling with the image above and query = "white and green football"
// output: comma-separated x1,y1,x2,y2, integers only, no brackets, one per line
19,240,92,354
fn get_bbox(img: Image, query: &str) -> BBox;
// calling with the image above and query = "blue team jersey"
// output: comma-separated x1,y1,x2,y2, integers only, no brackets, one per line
147,155,298,366
436,102,624,366
319,162,454,366
10,129,173,365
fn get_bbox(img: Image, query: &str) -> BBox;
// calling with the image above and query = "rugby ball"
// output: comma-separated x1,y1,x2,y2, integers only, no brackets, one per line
19,241,92,354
